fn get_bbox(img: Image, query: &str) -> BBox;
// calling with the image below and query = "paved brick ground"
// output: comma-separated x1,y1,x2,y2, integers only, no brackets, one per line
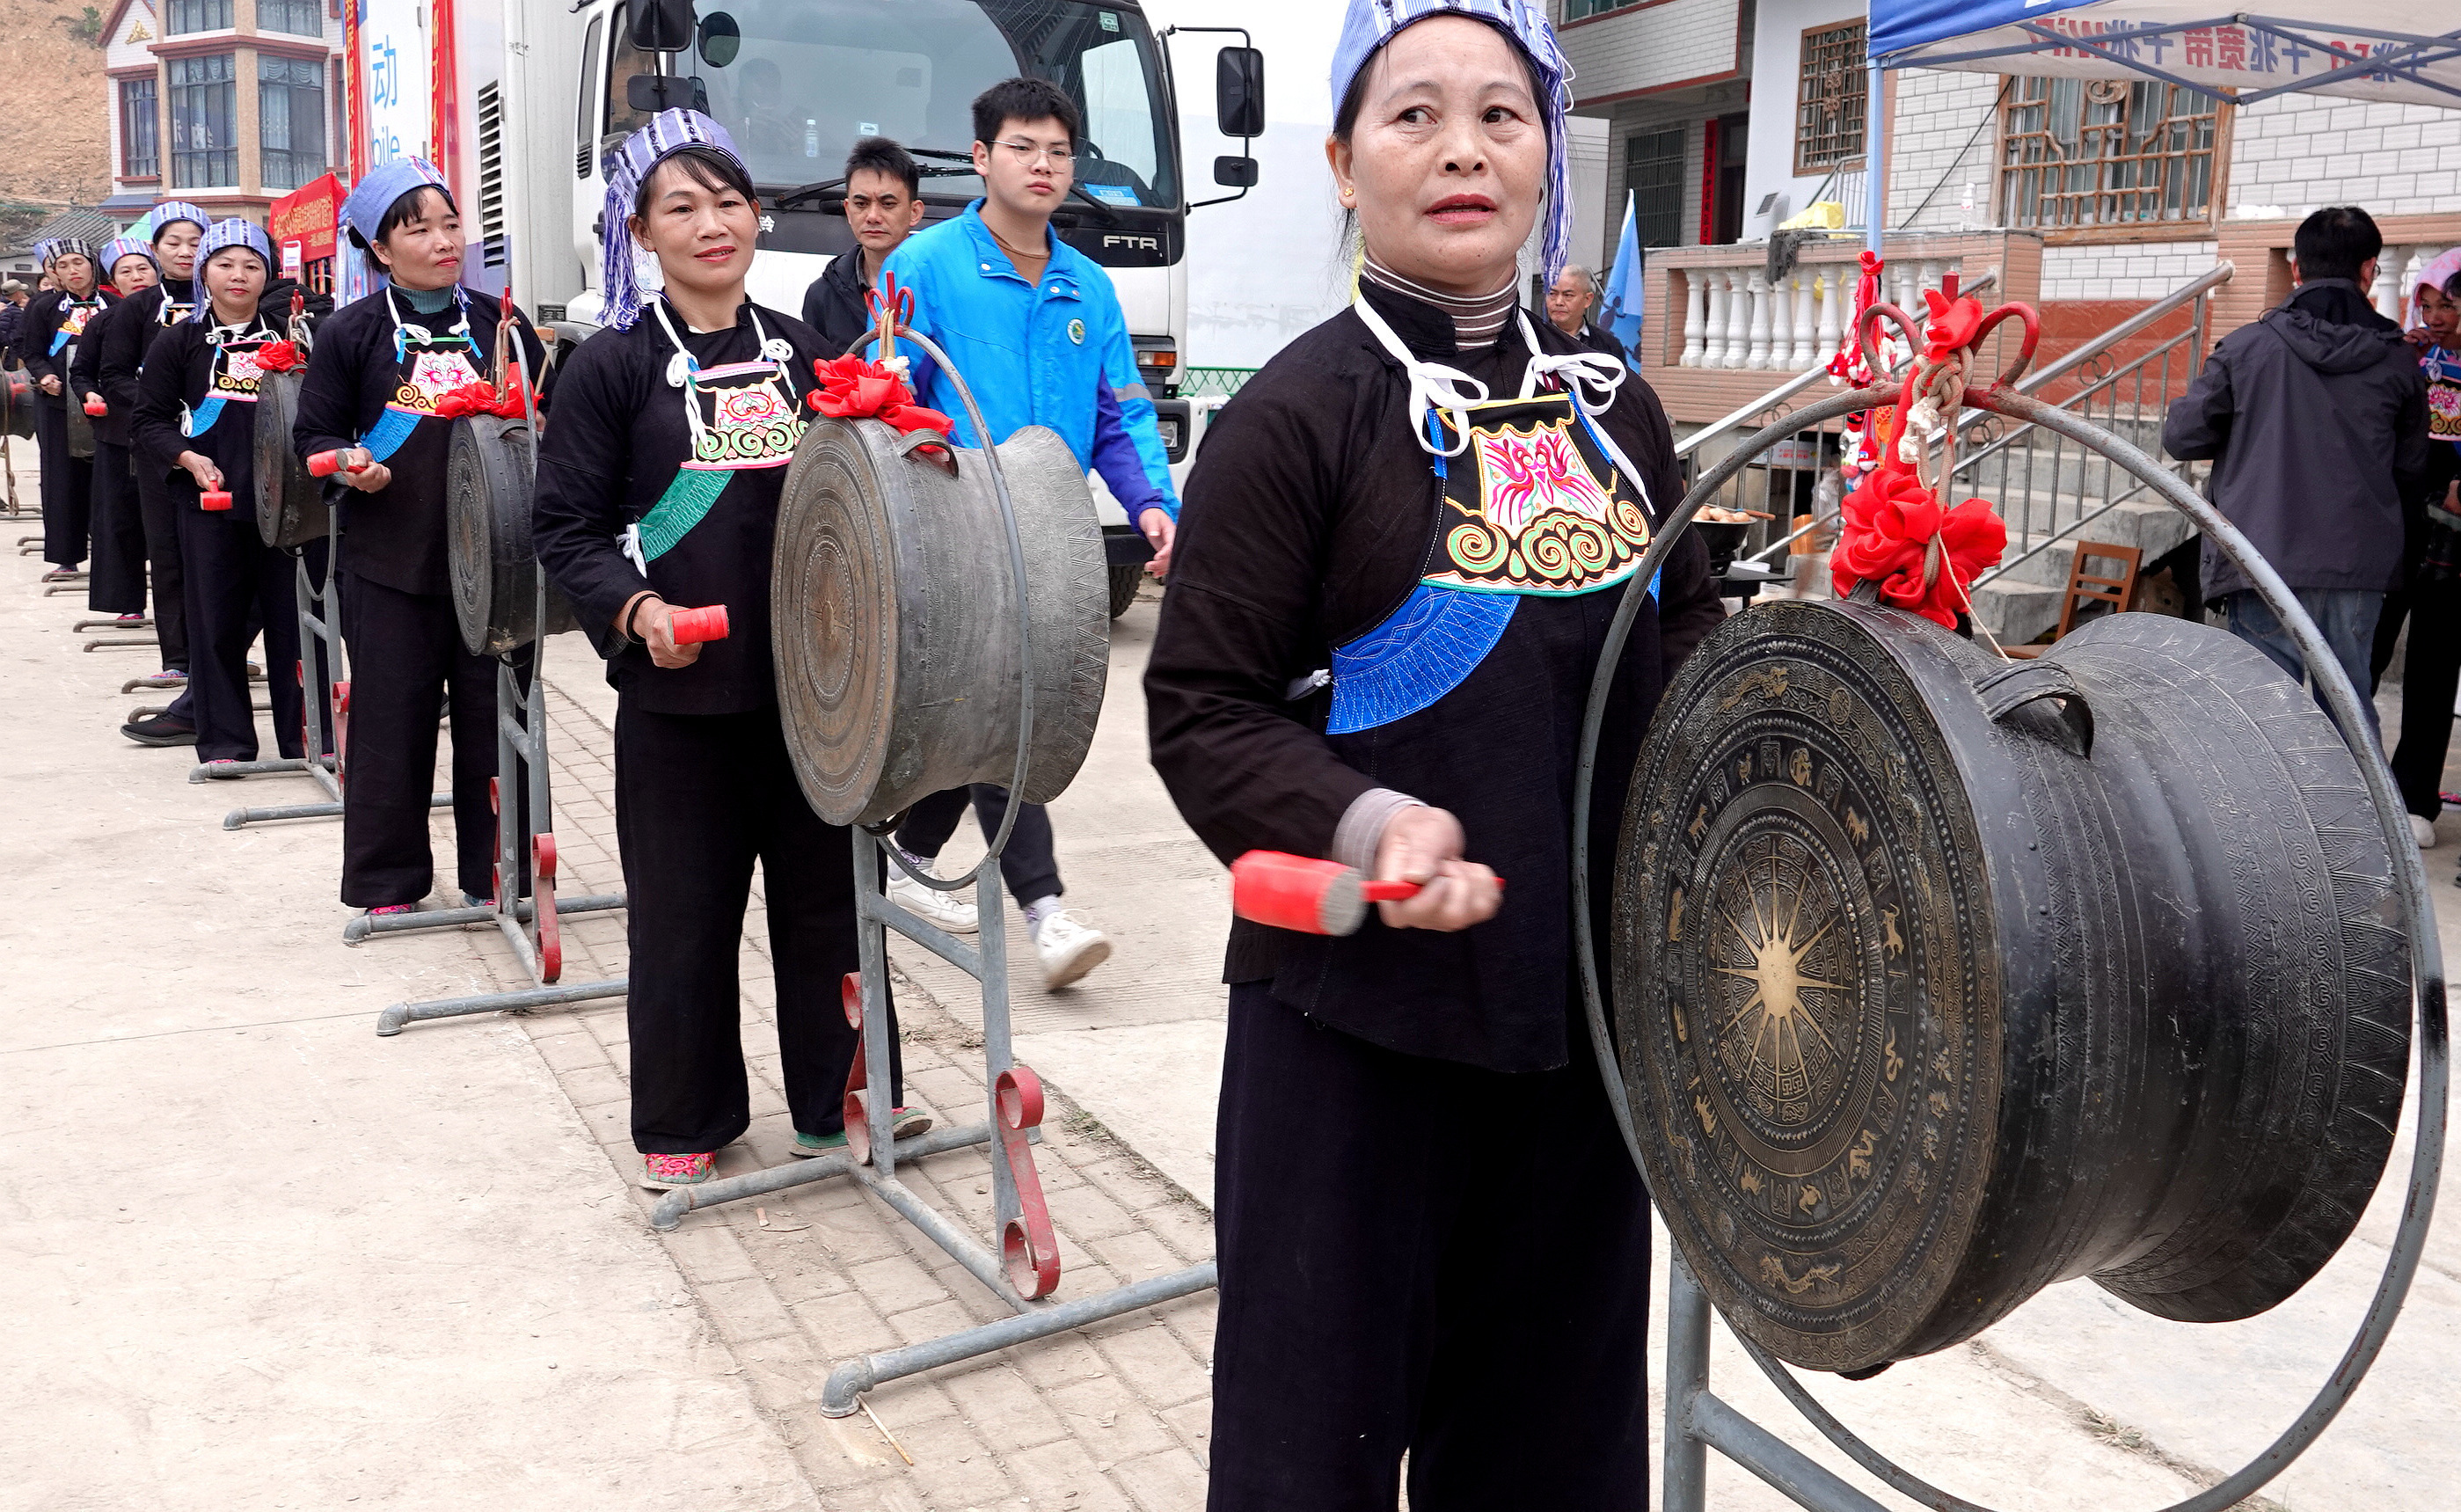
418,676,1222,1511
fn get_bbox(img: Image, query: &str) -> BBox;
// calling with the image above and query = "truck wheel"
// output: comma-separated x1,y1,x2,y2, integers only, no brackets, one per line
1107,563,1144,618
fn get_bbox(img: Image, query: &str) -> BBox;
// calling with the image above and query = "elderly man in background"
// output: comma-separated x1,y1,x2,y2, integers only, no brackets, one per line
1545,262,1625,362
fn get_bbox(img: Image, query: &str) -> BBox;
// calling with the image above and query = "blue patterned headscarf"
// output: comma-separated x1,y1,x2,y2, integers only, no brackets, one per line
1330,0,1576,283
198,217,273,270
101,237,157,279
598,110,748,332
34,237,96,268
340,157,452,252
146,201,210,242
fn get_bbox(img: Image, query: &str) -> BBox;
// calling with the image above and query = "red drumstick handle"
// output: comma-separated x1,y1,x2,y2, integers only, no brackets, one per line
84,398,106,416
306,449,366,477
1359,880,1421,902
669,604,729,645
200,489,232,511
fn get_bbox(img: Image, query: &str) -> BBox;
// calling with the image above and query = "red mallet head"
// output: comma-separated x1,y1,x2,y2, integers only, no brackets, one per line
200,489,232,511
669,604,729,645
305,449,366,478
84,398,106,416
1229,851,1420,937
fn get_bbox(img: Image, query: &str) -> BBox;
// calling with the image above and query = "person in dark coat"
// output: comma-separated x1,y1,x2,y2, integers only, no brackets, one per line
532,111,918,1189
129,220,303,771
74,237,164,624
14,237,117,580
2164,205,2428,749
291,158,543,917
1143,7,1722,1506
104,201,213,736
800,135,927,355
1545,260,1625,363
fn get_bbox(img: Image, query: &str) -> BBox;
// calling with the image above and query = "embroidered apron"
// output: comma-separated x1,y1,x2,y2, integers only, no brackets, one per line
182,321,276,441
622,303,807,569
356,289,486,463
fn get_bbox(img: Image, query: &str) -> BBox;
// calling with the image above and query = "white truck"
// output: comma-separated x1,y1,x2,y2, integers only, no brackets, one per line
402,0,1260,613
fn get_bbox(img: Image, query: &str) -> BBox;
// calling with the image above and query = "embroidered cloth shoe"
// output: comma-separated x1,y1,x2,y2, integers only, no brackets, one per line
639,1151,715,1189
120,713,196,746
791,1108,935,1158
40,566,81,582
138,668,187,688
364,903,416,917
198,759,245,779
887,869,979,934
1033,909,1112,990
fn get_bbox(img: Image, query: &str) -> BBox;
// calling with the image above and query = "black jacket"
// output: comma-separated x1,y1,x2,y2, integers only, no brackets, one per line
291,285,537,595
2165,278,2430,598
532,298,829,715
69,296,132,448
800,249,873,358
1144,281,1722,1070
12,287,118,406
131,306,280,505
94,278,200,425
1570,319,1627,365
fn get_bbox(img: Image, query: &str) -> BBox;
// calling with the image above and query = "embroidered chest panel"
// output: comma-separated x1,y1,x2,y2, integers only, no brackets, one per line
683,360,807,471
1426,405,1652,596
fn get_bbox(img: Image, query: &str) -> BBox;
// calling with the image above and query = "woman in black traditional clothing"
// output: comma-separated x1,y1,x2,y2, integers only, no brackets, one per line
75,237,162,626
131,220,304,772
102,201,212,732
15,237,115,583
532,111,915,1189
1144,5,1722,1505
291,159,543,918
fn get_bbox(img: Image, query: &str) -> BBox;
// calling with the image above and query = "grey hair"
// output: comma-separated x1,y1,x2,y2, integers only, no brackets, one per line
1555,263,1597,290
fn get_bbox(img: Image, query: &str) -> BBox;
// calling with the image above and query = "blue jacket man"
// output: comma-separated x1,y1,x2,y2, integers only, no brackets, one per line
885,201,1179,534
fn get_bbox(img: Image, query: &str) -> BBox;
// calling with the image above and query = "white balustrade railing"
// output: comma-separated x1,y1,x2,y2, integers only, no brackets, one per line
1675,253,1974,373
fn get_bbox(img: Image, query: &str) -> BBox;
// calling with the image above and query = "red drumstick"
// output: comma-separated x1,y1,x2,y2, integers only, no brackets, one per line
84,398,106,417
1230,851,1428,936
200,489,232,511
669,604,729,645
306,449,367,477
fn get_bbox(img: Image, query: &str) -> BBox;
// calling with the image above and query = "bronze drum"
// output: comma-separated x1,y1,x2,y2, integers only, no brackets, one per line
770,418,1107,828
253,369,327,548
447,412,575,654
1613,597,2408,1374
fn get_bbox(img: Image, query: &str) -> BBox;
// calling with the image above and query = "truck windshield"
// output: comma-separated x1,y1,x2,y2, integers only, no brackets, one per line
609,0,1179,210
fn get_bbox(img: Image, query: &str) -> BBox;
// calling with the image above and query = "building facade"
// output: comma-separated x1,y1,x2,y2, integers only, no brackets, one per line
98,0,347,230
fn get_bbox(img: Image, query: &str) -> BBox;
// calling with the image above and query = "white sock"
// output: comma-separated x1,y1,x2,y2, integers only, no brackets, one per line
1023,895,1063,932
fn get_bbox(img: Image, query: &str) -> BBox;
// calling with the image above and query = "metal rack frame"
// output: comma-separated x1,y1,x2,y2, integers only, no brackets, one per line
1569,376,2449,1512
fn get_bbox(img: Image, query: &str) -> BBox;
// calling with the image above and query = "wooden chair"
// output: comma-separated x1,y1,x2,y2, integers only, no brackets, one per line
2002,541,2142,659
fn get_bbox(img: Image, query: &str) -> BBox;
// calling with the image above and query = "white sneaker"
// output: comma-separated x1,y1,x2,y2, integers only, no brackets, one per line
1033,909,1112,990
2411,814,2437,850
887,870,979,933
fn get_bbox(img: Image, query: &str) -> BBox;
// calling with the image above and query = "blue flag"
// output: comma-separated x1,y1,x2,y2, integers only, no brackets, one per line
1601,192,1643,372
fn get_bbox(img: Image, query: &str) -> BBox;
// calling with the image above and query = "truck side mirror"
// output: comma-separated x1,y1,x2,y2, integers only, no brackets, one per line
627,73,707,114
627,0,695,55
1213,157,1258,188
1216,47,1264,140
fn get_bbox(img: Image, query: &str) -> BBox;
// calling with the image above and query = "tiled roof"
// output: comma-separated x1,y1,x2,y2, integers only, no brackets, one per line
7,208,130,257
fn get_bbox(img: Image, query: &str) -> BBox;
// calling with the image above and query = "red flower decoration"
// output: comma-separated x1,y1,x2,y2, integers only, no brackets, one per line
252,340,302,373
1829,462,2006,628
433,376,529,420
808,354,953,439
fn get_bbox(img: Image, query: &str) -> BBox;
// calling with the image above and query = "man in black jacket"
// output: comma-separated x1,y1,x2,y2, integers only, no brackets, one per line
800,136,925,354
1544,262,1625,364
2165,205,2428,748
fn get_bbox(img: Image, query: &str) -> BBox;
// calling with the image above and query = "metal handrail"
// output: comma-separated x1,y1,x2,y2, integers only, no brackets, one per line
1736,261,2233,571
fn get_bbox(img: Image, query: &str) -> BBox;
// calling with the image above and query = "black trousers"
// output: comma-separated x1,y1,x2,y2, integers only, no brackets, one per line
1209,985,1653,1511
178,506,303,763
134,464,190,671
615,703,902,1153
86,442,148,613
34,401,91,569
2392,581,2461,820
337,572,504,907
895,785,1063,906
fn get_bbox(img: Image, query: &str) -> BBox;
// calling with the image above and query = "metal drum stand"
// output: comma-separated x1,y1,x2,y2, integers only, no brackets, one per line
1568,301,2448,1512
649,320,1215,1417
373,322,624,1027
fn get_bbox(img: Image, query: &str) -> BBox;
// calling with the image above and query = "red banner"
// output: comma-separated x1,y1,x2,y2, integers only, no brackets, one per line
269,172,344,263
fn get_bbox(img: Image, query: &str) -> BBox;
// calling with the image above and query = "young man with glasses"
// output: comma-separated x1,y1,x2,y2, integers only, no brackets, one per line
873,76,1179,990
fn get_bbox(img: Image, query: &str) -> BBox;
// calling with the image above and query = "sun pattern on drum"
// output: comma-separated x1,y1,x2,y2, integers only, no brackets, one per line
1712,835,1852,1128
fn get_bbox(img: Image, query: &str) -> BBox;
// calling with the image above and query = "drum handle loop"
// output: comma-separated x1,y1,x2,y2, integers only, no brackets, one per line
1974,659,2094,760
894,428,957,478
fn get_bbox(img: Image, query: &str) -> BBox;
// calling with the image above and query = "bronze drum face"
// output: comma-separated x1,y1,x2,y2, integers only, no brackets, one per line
252,370,328,549
446,413,577,655
771,418,1108,828
1615,599,2408,1373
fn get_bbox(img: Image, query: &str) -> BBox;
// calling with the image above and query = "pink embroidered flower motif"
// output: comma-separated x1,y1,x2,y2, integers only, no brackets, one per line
644,1152,713,1182
1477,423,1614,536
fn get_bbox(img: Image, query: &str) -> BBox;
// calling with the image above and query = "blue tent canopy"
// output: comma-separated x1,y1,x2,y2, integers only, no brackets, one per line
1868,4,2461,108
